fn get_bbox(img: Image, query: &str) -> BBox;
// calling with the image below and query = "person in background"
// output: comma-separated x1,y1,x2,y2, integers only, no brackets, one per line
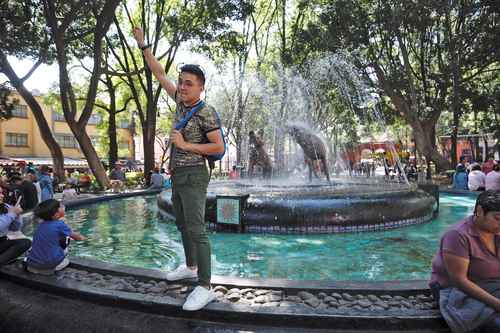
0,186,31,266
452,164,469,191
66,171,80,194
78,172,92,192
51,169,60,193
25,199,86,275
149,168,164,189
429,190,500,332
229,165,240,180
38,165,54,202
468,163,486,191
1,176,21,206
483,156,496,175
27,172,42,204
458,156,469,171
159,168,171,188
160,168,169,181
485,164,500,191
109,164,126,193
11,175,39,210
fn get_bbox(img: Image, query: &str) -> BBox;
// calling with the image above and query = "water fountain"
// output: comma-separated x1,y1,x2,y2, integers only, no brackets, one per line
158,53,437,233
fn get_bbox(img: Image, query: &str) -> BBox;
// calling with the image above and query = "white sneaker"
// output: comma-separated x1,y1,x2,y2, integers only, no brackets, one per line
182,286,215,311
165,265,197,281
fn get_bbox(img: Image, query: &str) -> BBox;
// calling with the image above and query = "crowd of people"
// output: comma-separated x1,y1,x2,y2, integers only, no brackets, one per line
452,156,500,191
0,160,172,270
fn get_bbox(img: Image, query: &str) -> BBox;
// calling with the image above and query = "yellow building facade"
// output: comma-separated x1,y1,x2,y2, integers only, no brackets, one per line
0,92,133,163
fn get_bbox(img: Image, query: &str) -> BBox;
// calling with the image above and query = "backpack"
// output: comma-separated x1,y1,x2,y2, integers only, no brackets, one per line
175,100,226,169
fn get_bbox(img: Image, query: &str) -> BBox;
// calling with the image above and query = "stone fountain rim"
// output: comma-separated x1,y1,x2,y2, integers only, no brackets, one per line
8,189,451,331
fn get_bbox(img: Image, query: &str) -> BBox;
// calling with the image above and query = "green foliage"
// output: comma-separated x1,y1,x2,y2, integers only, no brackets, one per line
0,84,17,120
0,0,54,61
125,171,144,188
164,0,251,45
291,0,499,167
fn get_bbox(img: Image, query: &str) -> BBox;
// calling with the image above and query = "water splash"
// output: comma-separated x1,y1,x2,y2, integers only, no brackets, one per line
208,52,409,186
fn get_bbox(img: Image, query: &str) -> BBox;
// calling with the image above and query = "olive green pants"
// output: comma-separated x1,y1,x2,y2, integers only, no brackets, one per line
171,165,211,286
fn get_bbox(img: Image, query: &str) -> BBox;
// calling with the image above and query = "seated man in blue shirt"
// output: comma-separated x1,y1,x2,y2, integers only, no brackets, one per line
149,168,165,189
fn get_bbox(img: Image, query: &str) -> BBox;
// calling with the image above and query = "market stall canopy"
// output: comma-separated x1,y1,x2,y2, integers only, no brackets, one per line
13,157,89,168
0,156,24,166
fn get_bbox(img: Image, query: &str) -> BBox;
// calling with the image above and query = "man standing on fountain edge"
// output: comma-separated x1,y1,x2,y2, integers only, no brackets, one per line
133,27,224,311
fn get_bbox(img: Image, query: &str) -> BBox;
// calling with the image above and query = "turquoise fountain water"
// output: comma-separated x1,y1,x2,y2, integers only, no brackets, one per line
25,193,476,281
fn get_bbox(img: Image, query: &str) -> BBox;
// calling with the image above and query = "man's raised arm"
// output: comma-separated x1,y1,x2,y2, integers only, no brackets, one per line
133,27,177,100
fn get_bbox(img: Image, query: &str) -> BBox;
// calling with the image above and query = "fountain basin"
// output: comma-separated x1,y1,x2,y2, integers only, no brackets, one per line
158,180,436,233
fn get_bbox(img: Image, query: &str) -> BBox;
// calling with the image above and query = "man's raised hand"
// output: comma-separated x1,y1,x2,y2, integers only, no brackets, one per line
133,27,145,47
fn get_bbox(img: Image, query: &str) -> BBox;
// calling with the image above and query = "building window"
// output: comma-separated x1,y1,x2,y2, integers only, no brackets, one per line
118,120,129,129
90,136,100,147
6,133,28,146
118,141,129,150
11,104,28,118
55,134,79,149
88,114,102,125
53,111,66,122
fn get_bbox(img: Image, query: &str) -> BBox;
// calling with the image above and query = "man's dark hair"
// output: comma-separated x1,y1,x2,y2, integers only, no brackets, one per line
475,190,500,215
180,64,205,85
10,175,22,183
471,164,482,171
34,199,60,221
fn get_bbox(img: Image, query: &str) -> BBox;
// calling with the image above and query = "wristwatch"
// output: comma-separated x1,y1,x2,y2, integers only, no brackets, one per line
140,44,151,51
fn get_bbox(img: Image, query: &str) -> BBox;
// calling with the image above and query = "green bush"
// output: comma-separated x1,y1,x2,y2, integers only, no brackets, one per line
125,172,144,188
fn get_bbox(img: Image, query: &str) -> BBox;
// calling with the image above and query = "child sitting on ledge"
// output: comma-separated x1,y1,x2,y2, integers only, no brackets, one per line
24,199,86,275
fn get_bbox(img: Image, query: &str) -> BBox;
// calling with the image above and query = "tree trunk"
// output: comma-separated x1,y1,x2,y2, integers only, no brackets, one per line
494,110,500,159
450,121,458,167
143,129,155,186
446,3,464,168
0,53,65,180
19,89,65,180
473,110,481,160
71,126,109,189
130,112,136,161
450,66,461,167
104,76,119,168
235,125,242,166
142,112,156,185
484,137,489,161
108,108,118,168
235,82,244,166
413,121,451,171
333,128,338,165
372,62,450,172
